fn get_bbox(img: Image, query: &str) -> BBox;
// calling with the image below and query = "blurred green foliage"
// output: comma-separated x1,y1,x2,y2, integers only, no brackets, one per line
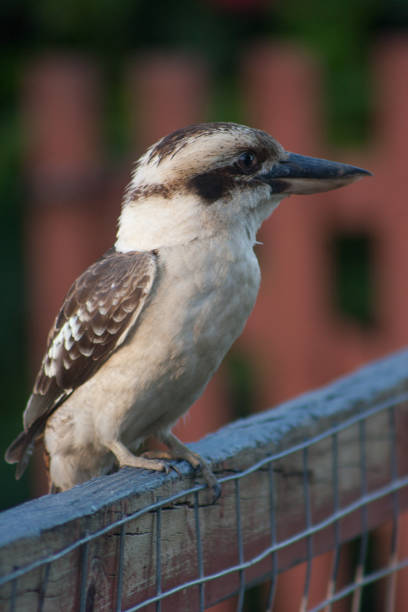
0,0,407,510
329,232,376,327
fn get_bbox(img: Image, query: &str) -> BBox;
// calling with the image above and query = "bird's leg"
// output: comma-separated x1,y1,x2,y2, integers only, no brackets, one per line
159,431,221,502
108,440,169,473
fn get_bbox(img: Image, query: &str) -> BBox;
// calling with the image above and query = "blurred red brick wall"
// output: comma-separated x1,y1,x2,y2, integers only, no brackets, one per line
23,38,408,610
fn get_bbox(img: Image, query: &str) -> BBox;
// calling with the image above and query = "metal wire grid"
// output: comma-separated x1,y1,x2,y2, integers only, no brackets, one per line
2,391,408,612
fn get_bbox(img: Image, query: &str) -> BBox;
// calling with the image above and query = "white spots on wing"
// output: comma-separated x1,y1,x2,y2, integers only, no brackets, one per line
45,327,63,377
45,312,87,376
86,299,95,313
40,252,156,390
44,358,57,378
69,313,83,342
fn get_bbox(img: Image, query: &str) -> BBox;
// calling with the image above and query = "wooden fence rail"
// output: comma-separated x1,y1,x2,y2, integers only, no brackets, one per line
1,348,407,611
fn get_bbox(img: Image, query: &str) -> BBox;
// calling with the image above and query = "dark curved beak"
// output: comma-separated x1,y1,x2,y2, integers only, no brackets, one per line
260,152,372,195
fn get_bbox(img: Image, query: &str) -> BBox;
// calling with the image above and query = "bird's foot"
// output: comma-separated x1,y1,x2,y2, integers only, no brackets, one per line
159,432,221,503
197,461,222,503
124,455,170,474
109,441,170,474
142,449,182,476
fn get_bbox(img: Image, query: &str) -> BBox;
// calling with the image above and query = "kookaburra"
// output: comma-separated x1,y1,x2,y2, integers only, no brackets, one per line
5,122,371,498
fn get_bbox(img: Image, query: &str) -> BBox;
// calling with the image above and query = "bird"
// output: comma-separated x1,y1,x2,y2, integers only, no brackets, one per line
5,122,371,499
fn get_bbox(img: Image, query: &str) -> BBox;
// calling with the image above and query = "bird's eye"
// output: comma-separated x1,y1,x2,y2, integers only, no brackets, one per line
236,151,258,174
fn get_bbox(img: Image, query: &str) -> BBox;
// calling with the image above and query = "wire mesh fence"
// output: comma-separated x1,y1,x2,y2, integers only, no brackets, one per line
1,348,408,611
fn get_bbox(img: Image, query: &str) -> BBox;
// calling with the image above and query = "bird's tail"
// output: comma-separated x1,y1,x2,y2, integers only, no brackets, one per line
4,430,36,480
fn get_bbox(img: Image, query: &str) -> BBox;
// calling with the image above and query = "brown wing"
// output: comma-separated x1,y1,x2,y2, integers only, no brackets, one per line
9,249,157,460
6,248,157,476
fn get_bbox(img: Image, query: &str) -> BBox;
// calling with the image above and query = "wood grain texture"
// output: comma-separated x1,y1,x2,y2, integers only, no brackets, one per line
1,349,408,611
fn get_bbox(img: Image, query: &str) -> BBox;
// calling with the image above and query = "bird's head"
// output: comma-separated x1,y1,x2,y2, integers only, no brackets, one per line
116,122,371,252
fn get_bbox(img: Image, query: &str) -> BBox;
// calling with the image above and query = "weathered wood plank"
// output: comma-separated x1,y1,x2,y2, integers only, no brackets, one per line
0,349,407,610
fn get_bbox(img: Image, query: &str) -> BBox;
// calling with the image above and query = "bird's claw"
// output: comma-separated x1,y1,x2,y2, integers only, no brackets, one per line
195,463,221,504
142,450,182,477
168,463,182,477
208,479,222,504
167,459,221,502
